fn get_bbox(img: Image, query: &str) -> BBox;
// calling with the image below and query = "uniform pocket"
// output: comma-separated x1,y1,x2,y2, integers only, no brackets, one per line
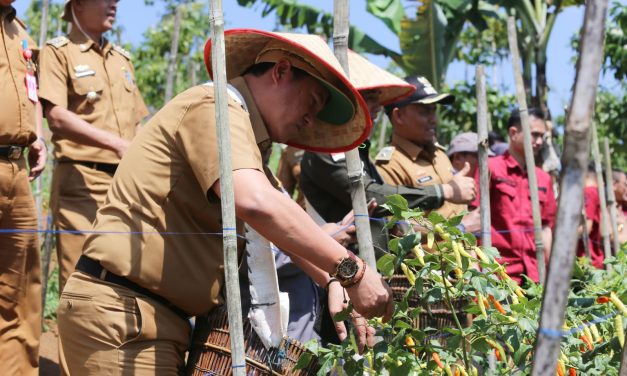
71,75,105,96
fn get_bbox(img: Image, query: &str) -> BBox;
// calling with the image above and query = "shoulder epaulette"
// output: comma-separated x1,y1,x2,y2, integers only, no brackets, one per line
46,36,69,48
434,142,447,152
330,152,345,162
14,17,27,29
375,146,395,162
113,45,131,60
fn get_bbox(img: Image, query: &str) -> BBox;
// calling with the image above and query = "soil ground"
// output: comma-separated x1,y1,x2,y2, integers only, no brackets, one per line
39,321,60,376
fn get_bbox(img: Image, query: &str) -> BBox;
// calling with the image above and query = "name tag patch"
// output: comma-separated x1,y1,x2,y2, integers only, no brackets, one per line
417,176,433,184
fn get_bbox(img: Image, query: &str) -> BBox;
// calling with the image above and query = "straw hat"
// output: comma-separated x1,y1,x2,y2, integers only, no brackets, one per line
61,0,71,22
204,29,371,153
347,50,414,105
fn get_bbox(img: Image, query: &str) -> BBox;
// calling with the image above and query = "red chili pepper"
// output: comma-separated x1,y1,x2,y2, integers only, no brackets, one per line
569,367,577,376
580,335,593,351
596,296,610,304
489,295,507,315
432,352,444,369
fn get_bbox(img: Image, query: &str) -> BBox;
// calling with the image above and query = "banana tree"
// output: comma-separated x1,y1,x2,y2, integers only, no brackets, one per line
237,0,500,90
499,0,584,114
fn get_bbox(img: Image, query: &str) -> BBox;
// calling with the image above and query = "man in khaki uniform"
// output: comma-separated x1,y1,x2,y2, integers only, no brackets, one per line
376,76,476,219
0,1,47,374
38,0,148,289
57,29,394,375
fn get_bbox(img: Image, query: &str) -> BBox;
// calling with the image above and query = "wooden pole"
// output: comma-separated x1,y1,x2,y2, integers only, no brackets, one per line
476,64,497,372
38,0,51,319
164,4,183,103
208,1,246,374
604,137,621,254
581,208,591,259
591,124,612,269
332,0,377,270
476,65,491,249
507,16,546,284
620,324,627,376
531,0,608,374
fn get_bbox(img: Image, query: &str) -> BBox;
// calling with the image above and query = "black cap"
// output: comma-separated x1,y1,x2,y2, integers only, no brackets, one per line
385,76,455,116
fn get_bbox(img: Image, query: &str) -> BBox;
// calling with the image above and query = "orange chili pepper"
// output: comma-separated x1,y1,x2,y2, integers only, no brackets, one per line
596,296,610,304
494,348,502,361
405,336,417,355
557,365,565,376
580,335,593,351
568,368,576,376
489,294,507,315
432,352,444,369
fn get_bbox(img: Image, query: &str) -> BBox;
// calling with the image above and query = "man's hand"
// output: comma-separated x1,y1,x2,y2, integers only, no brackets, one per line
442,162,476,204
345,260,394,322
461,208,481,234
321,210,357,247
327,281,376,353
113,138,130,159
28,138,47,181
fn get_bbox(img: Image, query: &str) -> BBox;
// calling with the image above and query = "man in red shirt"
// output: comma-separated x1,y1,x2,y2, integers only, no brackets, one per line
577,166,603,268
475,108,557,284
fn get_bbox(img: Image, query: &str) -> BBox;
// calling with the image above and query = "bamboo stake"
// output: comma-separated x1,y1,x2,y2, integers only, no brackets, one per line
37,0,51,317
581,208,591,259
507,16,546,284
531,0,609,374
208,1,246,374
591,124,612,268
604,137,620,254
476,65,491,249
620,324,627,376
476,64,497,372
332,0,377,270
164,4,183,103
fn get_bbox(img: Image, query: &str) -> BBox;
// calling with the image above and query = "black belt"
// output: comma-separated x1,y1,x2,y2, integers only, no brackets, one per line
64,160,118,175
75,255,190,320
0,146,24,160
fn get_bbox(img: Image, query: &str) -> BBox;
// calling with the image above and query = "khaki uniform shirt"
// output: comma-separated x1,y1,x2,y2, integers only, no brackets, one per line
0,7,37,146
375,134,465,218
38,28,148,163
83,77,267,316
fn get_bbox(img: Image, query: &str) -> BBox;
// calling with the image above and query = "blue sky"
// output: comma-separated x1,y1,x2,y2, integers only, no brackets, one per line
14,0,623,121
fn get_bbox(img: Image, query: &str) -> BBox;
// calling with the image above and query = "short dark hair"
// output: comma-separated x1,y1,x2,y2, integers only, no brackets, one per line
242,62,308,80
507,107,546,129
488,131,506,146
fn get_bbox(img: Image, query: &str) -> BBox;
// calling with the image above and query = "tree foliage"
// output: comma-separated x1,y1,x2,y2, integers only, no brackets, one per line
603,1,627,81
438,80,516,146
133,1,210,112
23,0,66,43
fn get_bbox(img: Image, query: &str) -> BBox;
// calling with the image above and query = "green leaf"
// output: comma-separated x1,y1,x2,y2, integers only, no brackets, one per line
428,211,446,224
333,304,353,322
377,253,397,276
366,0,405,34
294,352,314,370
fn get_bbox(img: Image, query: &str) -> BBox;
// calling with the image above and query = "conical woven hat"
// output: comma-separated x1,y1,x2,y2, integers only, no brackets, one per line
204,29,371,153
348,50,414,105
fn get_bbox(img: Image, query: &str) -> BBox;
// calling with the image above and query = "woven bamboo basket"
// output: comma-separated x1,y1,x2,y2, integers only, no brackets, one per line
389,274,467,334
186,305,318,376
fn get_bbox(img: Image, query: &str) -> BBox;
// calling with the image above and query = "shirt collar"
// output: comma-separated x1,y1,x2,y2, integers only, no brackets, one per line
391,134,426,162
228,76,272,152
1,6,17,23
69,27,111,54
503,150,523,171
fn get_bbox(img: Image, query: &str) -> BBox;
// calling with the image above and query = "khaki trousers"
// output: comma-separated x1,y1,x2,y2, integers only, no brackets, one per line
0,156,42,376
58,272,190,375
50,163,112,290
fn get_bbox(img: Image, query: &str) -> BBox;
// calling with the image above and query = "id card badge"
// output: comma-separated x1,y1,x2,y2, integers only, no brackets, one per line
25,71,38,103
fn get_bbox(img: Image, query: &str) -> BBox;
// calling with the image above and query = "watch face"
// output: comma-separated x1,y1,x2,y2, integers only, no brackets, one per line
337,258,359,280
